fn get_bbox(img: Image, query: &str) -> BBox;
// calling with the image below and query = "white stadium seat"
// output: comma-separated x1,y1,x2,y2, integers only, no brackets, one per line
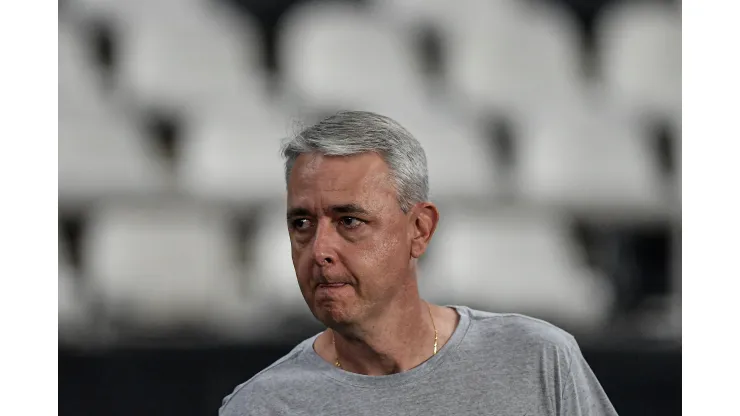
59,265,86,337
59,234,90,339
596,2,681,117
419,206,614,331
444,0,584,118
59,21,104,114
59,108,170,204
278,1,427,111
83,0,269,113
673,115,682,201
247,203,312,318
370,0,522,39
59,24,170,205
368,0,454,28
515,102,666,216
386,109,501,200
178,105,293,205
82,199,264,332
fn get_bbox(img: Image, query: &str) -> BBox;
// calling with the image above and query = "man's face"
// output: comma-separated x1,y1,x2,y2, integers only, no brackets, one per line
286,152,413,327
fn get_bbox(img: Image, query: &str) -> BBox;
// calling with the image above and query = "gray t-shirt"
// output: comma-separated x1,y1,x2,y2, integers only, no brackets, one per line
220,306,618,415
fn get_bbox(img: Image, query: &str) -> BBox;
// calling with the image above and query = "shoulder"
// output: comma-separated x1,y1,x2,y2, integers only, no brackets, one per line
218,337,316,415
461,306,579,352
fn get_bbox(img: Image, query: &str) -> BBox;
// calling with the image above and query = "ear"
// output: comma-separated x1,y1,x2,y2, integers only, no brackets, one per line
409,202,440,259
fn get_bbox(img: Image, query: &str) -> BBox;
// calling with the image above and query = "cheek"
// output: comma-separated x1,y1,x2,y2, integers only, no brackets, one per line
358,228,406,272
292,246,313,284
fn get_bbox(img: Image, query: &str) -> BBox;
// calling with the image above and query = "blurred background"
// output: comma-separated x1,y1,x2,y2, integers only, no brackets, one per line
58,0,681,414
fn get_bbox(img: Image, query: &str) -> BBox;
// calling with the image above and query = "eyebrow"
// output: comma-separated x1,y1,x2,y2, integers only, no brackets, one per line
328,204,371,216
286,204,371,219
287,207,312,219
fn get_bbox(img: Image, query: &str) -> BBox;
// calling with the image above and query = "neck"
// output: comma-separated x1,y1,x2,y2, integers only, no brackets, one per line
332,297,437,375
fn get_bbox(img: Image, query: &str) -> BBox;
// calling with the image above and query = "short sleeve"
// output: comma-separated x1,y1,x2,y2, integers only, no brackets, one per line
219,391,240,416
219,381,261,416
560,340,619,416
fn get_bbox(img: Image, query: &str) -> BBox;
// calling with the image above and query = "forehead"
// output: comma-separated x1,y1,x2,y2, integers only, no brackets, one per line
287,152,397,209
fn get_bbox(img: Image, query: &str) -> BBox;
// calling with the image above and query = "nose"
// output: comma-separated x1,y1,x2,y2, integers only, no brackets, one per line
312,219,337,266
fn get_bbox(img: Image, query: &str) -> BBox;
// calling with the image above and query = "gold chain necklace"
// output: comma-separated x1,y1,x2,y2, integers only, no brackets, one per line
332,303,439,369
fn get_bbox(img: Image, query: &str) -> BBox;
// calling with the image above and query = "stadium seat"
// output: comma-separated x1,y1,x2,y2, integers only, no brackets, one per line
386,109,501,199
444,0,584,118
178,105,292,205
247,203,311,318
368,0,452,28
673,115,682,201
59,266,86,338
515,101,666,216
59,21,105,113
82,199,262,332
69,0,203,21
419,206,614,331
59,234,90,339
278,1,427,111
59,25,170,206
596,2,681,117
96,0,269,114
370,0,521,38
58,110,169,205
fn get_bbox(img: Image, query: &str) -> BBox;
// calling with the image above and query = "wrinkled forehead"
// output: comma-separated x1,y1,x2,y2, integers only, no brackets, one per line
287,152,398,211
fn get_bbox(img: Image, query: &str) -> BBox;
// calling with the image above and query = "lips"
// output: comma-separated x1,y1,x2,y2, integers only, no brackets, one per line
318,282,348,288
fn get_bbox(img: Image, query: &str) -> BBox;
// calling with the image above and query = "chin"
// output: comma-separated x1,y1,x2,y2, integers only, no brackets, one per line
311,301,357,328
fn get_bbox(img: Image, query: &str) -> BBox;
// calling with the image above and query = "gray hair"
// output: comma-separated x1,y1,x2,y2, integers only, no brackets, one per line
281,111,429,212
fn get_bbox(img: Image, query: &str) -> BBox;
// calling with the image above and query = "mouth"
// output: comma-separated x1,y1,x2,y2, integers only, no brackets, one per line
317,283,349,289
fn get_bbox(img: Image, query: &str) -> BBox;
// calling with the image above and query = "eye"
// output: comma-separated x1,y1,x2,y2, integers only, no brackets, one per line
340,217,364,229
291,218,312,231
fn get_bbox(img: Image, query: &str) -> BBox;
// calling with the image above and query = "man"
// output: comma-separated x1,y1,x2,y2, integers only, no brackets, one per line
220,111,618,415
